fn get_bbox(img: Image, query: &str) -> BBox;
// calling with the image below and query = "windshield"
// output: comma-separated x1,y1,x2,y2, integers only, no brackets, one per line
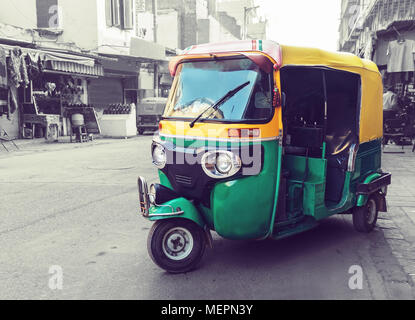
163,57,273,122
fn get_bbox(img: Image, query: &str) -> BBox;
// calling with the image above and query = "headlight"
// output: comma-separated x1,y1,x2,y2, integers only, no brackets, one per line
216,153,232,174
149,184,156,204
152,144,167,169
201,150,241,179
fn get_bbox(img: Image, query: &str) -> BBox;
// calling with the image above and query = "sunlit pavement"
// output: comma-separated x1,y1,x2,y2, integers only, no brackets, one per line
0,138,414,300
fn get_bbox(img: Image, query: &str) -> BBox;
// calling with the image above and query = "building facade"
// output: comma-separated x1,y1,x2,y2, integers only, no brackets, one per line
339,0,415,110
0,0,166,139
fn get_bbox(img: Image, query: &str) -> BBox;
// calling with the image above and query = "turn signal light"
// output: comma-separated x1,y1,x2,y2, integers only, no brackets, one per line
228,128,260,138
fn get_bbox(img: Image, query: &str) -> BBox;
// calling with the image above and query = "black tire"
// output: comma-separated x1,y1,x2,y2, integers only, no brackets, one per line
352,196,378,233
147,219,206,273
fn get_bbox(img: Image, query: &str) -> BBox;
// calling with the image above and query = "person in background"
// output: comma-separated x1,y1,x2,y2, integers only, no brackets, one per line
383,87,398,111
383,86,398,120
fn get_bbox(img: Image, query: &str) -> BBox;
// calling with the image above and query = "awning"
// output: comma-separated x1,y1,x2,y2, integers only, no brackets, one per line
42,51,95,67
47,60,104,77
0,44,104,77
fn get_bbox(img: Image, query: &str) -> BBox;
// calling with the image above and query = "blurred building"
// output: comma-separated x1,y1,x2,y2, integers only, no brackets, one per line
216,0,267,39
0,0,166,138
339,0,415,104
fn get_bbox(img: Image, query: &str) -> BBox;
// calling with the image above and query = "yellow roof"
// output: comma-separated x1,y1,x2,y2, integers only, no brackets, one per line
281,45,380,73
281,45,383,143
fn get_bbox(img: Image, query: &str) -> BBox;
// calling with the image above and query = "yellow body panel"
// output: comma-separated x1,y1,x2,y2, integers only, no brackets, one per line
162,43,383,143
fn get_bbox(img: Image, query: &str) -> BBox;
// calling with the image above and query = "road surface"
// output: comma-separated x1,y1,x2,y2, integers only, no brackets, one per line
0,136,413,299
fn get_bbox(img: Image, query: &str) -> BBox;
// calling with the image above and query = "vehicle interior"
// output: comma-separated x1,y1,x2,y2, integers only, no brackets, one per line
279,66,361,221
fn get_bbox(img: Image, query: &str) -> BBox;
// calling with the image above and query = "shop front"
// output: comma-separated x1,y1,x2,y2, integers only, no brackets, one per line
94,37,168,137
371,22,415,146
0,44,104,140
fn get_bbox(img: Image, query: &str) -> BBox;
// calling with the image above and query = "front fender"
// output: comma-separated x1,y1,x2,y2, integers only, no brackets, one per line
148,197,206,228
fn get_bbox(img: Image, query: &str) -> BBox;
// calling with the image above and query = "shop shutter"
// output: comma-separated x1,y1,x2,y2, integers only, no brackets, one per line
88,77,124,108
105,0,113,26
36,0,58,28
122,0,134,30
112,0,121,27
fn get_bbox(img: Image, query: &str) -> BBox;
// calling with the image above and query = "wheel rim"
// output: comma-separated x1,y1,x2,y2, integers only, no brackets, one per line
366,199,377,225
162,227,194,261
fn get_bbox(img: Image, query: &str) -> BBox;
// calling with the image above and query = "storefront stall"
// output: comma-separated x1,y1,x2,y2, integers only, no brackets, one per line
371,22,415,146
0,44,104,140
373,23,415,99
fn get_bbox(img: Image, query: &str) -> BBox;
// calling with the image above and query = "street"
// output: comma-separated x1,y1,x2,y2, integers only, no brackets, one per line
0,137,414,300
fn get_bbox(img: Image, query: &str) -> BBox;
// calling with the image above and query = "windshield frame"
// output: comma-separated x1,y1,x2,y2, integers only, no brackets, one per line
162,55,276,125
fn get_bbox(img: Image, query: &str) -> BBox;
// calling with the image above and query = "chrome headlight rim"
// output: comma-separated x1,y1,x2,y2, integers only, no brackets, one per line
152,143,167,169
149,183,156,204
201,150,241,179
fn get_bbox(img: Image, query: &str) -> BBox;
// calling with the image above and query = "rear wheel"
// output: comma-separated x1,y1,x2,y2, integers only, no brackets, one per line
353,196,378,233
147,219,206,273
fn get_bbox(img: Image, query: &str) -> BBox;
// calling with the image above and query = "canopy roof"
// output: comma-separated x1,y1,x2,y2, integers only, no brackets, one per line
168,40,383,143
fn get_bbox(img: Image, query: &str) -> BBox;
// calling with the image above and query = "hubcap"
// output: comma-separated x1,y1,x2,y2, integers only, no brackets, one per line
162,227,194,261
366,199,377,225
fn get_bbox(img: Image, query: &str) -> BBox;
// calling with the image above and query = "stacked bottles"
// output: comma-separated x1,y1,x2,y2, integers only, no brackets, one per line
103,104,131,115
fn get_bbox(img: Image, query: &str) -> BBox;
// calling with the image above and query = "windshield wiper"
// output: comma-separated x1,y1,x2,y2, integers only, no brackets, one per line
189,81,251,128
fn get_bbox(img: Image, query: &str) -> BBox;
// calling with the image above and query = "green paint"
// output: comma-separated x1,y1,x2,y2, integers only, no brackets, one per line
148,197,206,228
283,155,327,220
149,136,386,241
356,173,382,207
322,142,326,159
211,141,279,240
266,141,283,238
158,171,173,189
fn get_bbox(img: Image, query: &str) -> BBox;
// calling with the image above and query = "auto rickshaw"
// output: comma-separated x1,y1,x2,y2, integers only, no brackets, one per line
138,40,391,273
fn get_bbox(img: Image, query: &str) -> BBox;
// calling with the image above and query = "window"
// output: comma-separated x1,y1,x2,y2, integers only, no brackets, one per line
121,0,134,30
106,0,134,29
112,0,121,27
36,0,59,29
164,58,273,122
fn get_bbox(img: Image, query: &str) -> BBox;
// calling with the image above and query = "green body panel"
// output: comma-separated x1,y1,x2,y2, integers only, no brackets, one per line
352,139,383,207
211,141,279,240
148,197,206,228
283,155,329,220
356,173,382,207
149,136,384,241
159,171,173,189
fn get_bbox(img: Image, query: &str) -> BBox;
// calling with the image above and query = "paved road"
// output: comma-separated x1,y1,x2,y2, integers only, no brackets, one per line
0,137,413,299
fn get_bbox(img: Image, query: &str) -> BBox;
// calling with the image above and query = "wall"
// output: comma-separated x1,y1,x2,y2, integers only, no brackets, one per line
157,9,180,49
158,0,197,49
216,0,255,27
88,77,124,109
57,0,99,51
0,0,37,29
0,111,19,139
96,0,136,55
206,15,239,43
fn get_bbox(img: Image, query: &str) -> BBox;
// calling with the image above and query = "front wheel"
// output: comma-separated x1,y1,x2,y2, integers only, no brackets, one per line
352,196,379,233
147,219,206,273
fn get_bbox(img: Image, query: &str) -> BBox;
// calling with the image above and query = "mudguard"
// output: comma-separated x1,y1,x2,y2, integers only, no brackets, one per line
356,173,383,207
148,197,206,228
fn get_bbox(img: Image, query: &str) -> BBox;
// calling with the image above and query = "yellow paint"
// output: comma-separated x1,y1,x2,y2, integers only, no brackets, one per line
163,44,383,143
281,45,383,143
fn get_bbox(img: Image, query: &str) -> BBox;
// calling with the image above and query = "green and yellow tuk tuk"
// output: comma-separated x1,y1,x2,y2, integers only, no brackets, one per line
138,40,391,273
